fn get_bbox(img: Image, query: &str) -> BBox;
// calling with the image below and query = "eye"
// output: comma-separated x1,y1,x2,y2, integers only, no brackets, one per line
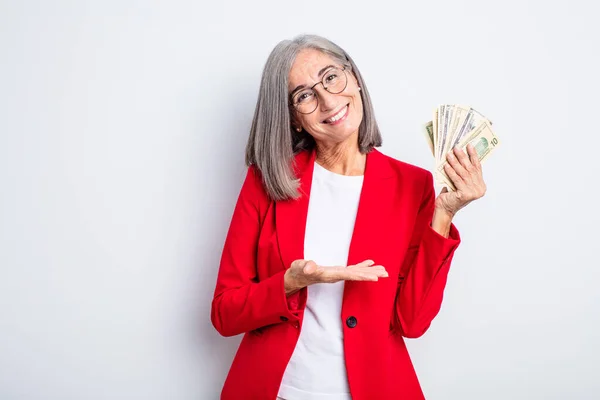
295,91,314,104
325,73,338,83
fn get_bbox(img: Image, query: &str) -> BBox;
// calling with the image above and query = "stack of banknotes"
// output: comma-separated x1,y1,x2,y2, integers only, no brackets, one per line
424,105,500,191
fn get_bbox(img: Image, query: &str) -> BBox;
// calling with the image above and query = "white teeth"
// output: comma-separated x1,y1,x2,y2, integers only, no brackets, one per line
326,106,348,123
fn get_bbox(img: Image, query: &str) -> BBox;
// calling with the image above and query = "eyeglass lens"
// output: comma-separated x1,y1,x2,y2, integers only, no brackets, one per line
292,67,347,114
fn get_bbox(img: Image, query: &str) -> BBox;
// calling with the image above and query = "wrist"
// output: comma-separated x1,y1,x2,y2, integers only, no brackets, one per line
284,270,302,295
434,206,455,220
431,207,454,238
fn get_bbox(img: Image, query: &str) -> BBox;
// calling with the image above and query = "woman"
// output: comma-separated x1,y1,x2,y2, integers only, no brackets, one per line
211,34,486,400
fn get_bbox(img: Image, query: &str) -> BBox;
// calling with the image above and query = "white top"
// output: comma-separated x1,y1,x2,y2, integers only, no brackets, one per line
278,161,364,400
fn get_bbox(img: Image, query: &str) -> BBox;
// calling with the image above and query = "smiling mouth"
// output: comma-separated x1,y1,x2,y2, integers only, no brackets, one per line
322,104,350,124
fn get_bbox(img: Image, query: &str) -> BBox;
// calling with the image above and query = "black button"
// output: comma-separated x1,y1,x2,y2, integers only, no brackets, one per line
280,316,289,322
346,316,357,328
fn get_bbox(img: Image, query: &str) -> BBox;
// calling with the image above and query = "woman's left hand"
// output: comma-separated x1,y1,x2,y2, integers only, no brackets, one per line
435,143,487,217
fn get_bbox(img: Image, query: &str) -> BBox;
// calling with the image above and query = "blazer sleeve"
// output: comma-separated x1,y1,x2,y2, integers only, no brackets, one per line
210,166,303,337
394,171,461,338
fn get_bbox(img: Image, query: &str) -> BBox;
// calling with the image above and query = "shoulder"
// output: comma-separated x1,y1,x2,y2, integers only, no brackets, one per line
244,164,268,198
373,148,433,190
241,164,276,217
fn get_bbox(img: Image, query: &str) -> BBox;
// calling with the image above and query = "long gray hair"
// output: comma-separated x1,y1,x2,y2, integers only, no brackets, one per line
245,34,382,201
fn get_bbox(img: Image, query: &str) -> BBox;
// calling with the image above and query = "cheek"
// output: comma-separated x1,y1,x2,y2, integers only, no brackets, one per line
302,115,324,129
351,96,364,122
293,113,311,129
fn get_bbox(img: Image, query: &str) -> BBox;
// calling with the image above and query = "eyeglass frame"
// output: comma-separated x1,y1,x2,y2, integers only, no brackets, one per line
288,64,352,115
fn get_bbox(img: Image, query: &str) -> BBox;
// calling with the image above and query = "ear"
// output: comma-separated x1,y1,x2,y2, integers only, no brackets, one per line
350,73,360,88
290,111,302,131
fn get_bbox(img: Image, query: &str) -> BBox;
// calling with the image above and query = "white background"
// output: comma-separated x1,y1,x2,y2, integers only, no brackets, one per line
1,1,599,399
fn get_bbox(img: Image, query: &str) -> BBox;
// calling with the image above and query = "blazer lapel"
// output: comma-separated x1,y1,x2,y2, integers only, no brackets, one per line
345,148,398,267
275,147,399,272
275,148,316,272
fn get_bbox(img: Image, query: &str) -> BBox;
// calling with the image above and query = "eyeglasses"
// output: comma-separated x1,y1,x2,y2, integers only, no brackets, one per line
289,66,349,114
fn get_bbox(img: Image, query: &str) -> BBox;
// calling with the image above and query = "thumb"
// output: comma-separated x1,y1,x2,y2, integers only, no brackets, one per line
303,260,317,275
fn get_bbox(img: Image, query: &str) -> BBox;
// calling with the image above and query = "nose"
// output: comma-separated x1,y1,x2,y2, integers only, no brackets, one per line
314,84,339,112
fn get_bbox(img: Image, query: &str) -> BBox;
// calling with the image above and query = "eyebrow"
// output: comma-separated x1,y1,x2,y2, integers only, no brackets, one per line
289,64,336,97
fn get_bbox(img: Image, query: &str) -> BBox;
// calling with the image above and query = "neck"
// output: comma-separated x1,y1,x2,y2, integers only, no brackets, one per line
314,132,366,176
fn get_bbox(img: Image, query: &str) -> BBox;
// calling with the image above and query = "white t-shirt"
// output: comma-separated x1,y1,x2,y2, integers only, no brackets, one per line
278,161,364,400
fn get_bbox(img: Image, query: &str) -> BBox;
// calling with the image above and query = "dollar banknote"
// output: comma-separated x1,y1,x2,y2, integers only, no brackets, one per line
423,105,500,191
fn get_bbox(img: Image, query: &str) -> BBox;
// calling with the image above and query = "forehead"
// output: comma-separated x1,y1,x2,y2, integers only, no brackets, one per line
288,49,337,90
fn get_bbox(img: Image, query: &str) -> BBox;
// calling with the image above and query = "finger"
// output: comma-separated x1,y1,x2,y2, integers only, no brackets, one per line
303,260,318,275
353,260,375,267
453,146,473,171
347,260,387,276
344,272,379,281
323,263,388,282
333,268,386,282
465,144,486,192
349,266,389,279
369,269,389,278
466,143,482,170
446,151,469,180
349,259,375,268
356,268,388,278
444,163,466,190
365,265,388,274
321,266,352,282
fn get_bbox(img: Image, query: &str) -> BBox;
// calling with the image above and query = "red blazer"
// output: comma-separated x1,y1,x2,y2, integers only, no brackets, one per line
211,147,461,400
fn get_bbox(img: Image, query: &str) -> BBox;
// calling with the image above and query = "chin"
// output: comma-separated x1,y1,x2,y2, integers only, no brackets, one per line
331,126,360,143
340,118,361,136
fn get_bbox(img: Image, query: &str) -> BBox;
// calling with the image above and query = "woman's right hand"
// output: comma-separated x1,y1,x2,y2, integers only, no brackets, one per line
284,259,388,295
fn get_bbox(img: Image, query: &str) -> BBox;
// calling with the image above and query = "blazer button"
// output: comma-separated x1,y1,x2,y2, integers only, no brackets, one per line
280,316,289,322
346,316,357,328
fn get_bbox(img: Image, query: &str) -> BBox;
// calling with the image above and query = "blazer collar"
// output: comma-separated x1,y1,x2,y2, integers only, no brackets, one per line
292,146,395,186
275,147,398,272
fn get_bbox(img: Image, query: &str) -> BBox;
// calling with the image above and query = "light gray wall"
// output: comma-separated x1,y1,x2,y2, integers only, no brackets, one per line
1,1,598,399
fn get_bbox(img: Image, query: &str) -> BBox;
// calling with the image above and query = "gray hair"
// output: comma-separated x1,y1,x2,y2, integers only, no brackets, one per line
245,34,382,201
